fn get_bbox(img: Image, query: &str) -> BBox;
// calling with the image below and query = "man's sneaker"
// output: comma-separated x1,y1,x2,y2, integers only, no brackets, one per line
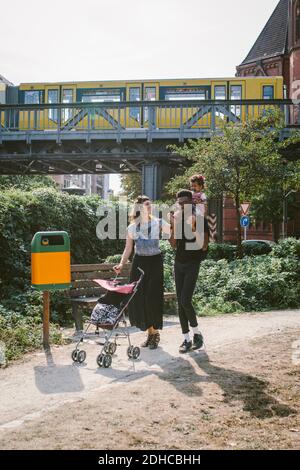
179,340,192,354
192,333,204,350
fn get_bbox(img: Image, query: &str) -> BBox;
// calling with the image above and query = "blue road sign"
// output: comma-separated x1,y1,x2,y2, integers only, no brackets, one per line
240,216,250,228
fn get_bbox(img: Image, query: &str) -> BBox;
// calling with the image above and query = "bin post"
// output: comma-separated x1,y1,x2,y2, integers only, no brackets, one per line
43,291,50,349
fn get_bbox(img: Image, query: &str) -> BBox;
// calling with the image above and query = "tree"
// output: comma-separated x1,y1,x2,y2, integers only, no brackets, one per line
120,173,142,199
0,175,58,191
168,111,300,254
250,158,300,241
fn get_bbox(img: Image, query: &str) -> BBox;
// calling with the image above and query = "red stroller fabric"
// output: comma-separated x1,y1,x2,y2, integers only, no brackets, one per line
93,279,136,294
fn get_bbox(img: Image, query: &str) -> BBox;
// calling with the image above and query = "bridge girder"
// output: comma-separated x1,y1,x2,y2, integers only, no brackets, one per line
0,139,186,175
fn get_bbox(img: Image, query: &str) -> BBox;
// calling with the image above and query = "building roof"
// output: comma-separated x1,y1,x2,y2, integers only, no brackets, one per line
240,0,289,66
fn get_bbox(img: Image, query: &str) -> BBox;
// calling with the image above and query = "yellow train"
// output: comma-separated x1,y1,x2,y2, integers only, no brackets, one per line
3,76,284,130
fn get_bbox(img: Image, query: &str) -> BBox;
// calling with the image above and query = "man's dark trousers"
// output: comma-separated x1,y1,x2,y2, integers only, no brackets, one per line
174,260,201,335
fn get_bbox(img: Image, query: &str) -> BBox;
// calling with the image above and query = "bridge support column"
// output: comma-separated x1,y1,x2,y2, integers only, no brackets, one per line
142,162,175,201
142,163,163,201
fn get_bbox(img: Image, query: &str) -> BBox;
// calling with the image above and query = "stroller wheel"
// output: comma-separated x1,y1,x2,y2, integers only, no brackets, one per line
77,350,86,364
103,354,112,368
132,346,141,360
97,353,104,367
127,346,134,359
71,350,78,362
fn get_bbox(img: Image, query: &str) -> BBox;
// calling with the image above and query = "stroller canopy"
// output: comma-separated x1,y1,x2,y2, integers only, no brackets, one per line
93,279,136,295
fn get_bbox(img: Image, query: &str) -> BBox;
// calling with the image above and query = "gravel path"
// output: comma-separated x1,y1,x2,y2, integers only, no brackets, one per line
0,310,300,449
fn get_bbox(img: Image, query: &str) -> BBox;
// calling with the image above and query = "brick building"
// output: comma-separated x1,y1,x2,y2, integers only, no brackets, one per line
221,0,300,242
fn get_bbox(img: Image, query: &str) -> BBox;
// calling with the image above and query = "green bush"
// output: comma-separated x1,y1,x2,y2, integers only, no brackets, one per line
0,188,125,297
272,237,300,258
0,308,64,364
1,183,300,362
158,240,300,315
105,254,123,264
242,242,273,257
207,243,236,261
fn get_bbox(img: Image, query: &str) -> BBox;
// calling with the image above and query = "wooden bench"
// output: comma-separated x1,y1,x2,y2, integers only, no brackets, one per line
70,263,176,331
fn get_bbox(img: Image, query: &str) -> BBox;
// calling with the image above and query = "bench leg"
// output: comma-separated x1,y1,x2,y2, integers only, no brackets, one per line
72,304,83,332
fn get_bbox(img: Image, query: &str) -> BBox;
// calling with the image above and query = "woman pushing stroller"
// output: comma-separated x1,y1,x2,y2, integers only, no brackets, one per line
114,195,170,350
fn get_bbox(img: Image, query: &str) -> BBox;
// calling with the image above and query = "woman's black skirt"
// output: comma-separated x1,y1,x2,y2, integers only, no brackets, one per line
129,253,164,331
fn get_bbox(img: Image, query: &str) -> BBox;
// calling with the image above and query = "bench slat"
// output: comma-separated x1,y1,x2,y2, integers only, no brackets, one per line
71,272,130,281
71,263,131,273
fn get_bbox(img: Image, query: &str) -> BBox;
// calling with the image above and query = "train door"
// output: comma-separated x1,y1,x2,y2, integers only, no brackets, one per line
229,81,245,120
212,80,227,126
143,82,159,127
46,86,59,129
61,85,76,124
126,83,142,128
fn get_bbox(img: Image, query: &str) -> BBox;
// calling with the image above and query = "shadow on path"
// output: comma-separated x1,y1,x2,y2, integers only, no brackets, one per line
34,348,84,394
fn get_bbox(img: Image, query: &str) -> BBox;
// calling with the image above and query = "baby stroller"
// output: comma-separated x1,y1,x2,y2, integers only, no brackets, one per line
71,268,145,369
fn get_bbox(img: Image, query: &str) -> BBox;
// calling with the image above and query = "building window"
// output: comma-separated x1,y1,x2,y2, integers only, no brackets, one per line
24,90,42,104
296,1,300,42
63,179,71,189
263,85,274,100
48,89,59,122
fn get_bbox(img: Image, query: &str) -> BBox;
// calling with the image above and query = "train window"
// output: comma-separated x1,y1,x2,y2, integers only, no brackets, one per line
48,89,58,122
230,85,242,118
144,87,156,101
129,87,141,121
263,85,274,100
24,90,42,104
81,89,121,103
165,88,207,101
144,87,156,122
214,86,226,100
63,89,73,103
62,89,73,122
230,85,242,100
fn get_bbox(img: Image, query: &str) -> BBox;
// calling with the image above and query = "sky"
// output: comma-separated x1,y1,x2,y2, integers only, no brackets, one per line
0,0,281,192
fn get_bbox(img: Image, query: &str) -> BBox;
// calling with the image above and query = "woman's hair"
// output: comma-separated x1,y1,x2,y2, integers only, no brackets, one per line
130,195,151,222
190,174,205,187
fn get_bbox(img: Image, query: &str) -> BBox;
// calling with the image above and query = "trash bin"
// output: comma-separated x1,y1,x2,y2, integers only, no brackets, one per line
31,231,71,291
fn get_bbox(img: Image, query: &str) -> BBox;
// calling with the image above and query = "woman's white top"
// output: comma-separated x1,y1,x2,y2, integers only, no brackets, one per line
128,218,168,257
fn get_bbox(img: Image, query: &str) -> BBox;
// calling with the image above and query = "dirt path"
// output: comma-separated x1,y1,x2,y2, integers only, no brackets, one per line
0,310,300,450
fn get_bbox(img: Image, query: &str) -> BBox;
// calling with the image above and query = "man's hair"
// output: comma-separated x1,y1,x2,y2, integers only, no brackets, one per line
190,174,205,186
176,190,193,200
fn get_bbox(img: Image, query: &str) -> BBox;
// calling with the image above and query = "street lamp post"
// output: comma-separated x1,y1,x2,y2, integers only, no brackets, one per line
282,190,297,239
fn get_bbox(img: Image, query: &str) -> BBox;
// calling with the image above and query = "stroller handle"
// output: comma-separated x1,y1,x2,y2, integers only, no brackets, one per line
137,267,145,277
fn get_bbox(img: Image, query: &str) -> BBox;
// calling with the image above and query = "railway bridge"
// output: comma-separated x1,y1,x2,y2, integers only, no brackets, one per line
0,99,299,199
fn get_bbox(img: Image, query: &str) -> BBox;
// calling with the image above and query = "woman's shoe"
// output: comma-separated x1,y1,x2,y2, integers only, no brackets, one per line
141,334,152,348
149,332,160,350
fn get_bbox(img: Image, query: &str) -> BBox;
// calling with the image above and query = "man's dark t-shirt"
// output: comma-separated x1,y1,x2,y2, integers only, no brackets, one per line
175,216,209,264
